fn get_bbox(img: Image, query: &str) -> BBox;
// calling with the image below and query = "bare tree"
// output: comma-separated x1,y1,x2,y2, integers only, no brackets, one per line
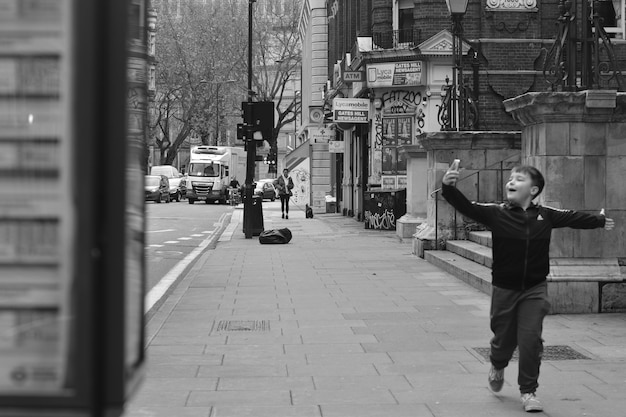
150,0,247,165
252,0,302,149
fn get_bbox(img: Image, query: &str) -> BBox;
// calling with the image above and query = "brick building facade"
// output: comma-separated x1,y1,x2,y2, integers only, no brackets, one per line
318,0,625,220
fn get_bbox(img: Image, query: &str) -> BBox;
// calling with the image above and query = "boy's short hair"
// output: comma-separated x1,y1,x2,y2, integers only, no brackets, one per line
512,165,545,197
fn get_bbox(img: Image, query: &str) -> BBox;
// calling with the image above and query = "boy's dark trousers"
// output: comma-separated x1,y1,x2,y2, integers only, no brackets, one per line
490,282,551,394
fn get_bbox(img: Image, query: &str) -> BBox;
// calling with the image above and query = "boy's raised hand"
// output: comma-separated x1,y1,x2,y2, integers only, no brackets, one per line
442,160,460,186
600,208,615,231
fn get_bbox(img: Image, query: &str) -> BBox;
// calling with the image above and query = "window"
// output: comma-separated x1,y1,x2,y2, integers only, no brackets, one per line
601,0,625,39
398,9,414,43
381,117,412,175
392,0,415,46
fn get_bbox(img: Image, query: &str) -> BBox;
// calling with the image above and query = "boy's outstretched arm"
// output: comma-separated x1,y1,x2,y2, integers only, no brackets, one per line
600,208,615,230
441,166,497,226
548,206,613,230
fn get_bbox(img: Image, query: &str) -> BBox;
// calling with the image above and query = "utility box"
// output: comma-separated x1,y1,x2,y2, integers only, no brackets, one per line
363,189,407,230
0,1,147,416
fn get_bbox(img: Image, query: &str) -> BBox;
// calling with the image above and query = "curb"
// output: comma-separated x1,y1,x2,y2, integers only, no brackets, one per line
143,211,233,320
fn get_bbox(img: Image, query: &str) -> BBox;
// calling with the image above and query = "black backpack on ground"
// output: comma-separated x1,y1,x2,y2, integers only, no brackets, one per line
259,228,292,244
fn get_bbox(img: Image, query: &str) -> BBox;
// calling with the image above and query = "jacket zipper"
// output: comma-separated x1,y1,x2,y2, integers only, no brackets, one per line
522,210,530,290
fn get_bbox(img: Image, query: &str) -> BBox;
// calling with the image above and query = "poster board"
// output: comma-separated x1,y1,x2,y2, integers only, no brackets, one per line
0,0,73,395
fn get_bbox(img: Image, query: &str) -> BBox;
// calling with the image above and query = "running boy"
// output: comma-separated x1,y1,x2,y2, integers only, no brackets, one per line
441,164,614,412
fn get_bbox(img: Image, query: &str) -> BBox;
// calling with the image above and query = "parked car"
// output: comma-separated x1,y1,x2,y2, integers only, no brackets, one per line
254,179,277,201
145,175,170,203
150,165,186,201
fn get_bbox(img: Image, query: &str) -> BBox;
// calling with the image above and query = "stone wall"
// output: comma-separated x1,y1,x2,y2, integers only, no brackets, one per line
505,91,626,259
417,131,521,245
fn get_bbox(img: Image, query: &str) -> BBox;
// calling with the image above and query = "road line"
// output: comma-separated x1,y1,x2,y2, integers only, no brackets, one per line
145,212,232,314
163,240,179,244
146,229,175,233
178,237,192,241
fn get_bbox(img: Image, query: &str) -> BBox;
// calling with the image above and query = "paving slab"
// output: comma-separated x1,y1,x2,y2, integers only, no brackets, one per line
125,205,626,417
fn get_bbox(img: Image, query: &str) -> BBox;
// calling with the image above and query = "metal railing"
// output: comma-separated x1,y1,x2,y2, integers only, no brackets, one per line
542,0,624,91
430,153,521,247
372,28,421,50
438,80,480,131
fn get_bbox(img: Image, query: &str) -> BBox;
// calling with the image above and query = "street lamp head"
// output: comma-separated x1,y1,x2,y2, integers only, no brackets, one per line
445,0,469,15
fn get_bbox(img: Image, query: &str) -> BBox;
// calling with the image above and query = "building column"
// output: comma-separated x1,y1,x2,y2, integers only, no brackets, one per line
505,91,626,312
396,145,428,239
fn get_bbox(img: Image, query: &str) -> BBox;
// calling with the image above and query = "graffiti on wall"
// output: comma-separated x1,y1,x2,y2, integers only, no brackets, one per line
364,192,397,230
364,209,396,230
374,111,383,148
381,90,423,110
370,110,384,184
290,166,310,207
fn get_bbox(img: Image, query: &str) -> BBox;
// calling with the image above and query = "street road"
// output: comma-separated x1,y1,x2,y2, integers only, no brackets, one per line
144,199,233,307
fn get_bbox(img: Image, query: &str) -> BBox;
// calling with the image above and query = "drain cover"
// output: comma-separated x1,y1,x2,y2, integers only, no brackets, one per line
473,345,590,361
214,320,270,332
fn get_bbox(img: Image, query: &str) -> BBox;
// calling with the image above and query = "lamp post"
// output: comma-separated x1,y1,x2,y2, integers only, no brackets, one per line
213,79,236,145
293,89,300,149
445,0,469,131
244,0,256,239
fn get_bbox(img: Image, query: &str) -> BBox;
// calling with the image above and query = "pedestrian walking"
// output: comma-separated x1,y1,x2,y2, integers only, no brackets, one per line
441,164,614,413
274,168,294,219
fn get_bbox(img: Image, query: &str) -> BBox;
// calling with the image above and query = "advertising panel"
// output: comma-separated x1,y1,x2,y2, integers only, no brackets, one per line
367,61,424,88
0,0,73,395
332,98,369,123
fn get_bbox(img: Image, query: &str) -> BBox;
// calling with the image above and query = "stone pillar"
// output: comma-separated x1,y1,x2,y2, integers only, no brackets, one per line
396,145,427,240
504,91,626,313
415,131,521,255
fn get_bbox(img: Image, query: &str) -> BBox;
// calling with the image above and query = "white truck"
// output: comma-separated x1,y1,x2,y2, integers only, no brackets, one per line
185,146,246,204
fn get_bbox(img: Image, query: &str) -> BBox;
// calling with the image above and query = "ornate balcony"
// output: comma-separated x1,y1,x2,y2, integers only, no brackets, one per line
372,28,421,50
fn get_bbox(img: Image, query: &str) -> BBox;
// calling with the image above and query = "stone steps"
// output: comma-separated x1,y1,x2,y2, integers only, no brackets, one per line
423,231,625,314
423,250,492,296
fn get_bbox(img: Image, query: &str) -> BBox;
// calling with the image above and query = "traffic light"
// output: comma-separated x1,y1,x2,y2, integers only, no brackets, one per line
237,123,245,140
264,146,277,174
241,101,274,141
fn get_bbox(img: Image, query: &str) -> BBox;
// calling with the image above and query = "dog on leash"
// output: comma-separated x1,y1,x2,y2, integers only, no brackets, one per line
305,204,314,219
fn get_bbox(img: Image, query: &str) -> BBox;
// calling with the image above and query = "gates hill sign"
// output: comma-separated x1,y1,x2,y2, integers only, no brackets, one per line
332,98,369,123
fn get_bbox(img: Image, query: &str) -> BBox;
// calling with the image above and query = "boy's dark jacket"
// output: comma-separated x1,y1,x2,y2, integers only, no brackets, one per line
441,184,605,291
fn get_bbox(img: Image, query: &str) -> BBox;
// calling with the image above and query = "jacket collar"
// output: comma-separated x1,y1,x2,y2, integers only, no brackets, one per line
503,201,539,211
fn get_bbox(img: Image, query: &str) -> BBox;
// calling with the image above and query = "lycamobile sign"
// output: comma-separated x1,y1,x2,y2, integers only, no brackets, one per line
332,98,370,123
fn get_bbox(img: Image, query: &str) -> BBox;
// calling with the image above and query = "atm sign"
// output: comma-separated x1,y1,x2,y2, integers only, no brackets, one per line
343,71,364,83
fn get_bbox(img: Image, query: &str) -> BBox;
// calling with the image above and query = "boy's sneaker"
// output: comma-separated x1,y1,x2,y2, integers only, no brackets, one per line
488,365,504,392
521,392,543,412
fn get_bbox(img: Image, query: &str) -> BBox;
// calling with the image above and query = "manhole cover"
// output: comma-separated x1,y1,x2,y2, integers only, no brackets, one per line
214,320,270,332
473,345,590,361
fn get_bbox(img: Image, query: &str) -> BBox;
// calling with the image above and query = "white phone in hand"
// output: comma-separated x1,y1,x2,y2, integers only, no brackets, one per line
449,159,461,171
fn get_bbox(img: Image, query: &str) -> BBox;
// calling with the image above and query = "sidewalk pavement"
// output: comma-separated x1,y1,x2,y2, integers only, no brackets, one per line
126,201,626,417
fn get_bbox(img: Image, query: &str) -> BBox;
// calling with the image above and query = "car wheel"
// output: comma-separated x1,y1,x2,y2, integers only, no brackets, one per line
188,198,195,204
